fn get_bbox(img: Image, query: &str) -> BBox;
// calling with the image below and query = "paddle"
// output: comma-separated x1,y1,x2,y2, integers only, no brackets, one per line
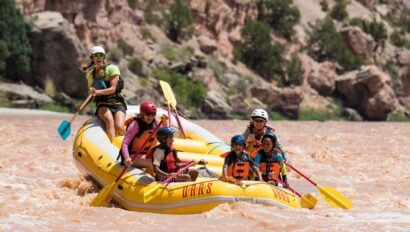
159,80,187,139
91,121,163,207
57,94,93,140
271,176,317,210
286,162,352,210
144,160,196,202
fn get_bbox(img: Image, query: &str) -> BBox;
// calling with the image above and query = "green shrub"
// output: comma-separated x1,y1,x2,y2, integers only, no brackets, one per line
38,103,70,113
257,0,301,40
144,0,164,26
0,0,32,81
0,40,9,74
390,31,409,48
117,38,134,56
234,20,285,81
162,44,189,62
153,69,207,107
387,112,410,122
108,48,122,63
330,0,348,21
166,0,194,42
139,27,157,42
128,57,144,76
282,54,304,87
208,58,228,85
350,17,387,49
127,0,138,9
299,99,346,121
270,110,290,120
307,17,363,71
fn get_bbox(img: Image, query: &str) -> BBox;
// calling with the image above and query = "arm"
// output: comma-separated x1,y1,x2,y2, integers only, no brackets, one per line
121,120,139,161
249,158,263,181
153,149,175,178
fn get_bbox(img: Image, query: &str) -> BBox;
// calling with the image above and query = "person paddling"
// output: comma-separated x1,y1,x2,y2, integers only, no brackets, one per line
82,45,127,142
118,101,167,172
242,109,289,161
254,132,288,186
148,126,198,182
222,135,262,181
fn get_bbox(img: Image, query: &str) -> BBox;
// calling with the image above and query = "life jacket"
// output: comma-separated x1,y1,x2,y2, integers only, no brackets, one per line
258,150,282,182
150,145,179,181
244,125,274,159
91,64,125,106
117,117,158,164
225,151,252,180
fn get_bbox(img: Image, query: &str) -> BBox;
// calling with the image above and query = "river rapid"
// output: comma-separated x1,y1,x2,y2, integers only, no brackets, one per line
0,108,409,231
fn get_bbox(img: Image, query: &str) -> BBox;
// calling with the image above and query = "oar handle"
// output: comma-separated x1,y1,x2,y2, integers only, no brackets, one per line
286,162,317,186
166,103,172,127
271,176,301,197
161,161,196,185
70,94,93,123
114,121,163,182
173,109,186,139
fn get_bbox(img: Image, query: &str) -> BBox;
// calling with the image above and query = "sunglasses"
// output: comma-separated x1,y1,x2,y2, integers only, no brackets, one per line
93,53,105,58
145,113,156,116
253,119,265,122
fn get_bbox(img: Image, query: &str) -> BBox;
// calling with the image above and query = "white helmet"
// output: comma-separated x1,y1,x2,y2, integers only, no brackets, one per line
251,109,268,121
91,45,105,54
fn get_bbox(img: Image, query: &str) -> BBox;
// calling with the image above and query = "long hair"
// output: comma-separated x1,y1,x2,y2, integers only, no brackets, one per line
80,54,106,72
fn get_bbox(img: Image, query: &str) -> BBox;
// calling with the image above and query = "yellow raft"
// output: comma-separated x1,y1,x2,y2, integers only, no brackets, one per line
73,106,303,214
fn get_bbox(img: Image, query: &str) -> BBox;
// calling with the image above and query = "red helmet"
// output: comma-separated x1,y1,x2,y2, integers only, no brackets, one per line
140,101,157,114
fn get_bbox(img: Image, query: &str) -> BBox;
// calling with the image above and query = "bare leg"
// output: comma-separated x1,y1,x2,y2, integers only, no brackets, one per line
133,157,154,173
98,107,115,142
176,174,192,182
114,110,126,136
188,169,199,181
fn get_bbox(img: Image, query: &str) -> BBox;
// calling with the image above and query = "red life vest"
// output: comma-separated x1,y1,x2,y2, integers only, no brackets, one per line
149,145,179,181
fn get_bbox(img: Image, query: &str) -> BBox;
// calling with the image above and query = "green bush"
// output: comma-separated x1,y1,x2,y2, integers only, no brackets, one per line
128,57,144,76
127,0,138,9
162,44,189,62
140,27,157,42
257,0,301,40
153,69,207,107
387,112,410,122
390,31,410,48
0,0,32,81
166,0,194,42
234,20,286,81
108,48,122,63
282,54,304,87
144,0,164,26
270,110,289,120
38,103,70,113
307,17,363,71
117,38,134,56
208,58,228,85
350,17,387,49
0,41,9,74
330,0,348,21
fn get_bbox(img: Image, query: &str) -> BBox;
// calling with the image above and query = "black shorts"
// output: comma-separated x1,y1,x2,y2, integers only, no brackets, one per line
95,104,127,115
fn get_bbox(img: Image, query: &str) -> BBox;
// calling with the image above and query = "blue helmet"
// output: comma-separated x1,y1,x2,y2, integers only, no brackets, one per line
157,126,175,140
231,135,246,146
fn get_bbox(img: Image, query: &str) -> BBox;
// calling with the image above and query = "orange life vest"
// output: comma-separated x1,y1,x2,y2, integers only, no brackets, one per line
258,150,283,181
244,125,275,159
224,152,252,180
125,117,158,155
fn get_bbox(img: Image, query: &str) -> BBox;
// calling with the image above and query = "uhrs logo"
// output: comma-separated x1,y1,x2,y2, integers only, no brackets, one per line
182,183,212,198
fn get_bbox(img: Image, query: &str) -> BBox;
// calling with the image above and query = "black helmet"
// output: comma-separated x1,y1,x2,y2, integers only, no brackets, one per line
230,135,246,146
157,126,175,140
262,132,277,145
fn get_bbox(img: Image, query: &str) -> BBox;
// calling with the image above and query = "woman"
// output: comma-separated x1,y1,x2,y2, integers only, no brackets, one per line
83,45,126,142
242,109,289,161
118,101,166,172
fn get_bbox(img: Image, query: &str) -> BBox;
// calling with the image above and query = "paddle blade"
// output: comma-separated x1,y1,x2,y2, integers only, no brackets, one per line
57,120,71,140
159,80,177,108
317,185,352,210
300,193,318,209
91,182,117,207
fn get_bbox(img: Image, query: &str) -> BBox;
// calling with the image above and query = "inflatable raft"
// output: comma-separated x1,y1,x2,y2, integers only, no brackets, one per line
73,106,304,214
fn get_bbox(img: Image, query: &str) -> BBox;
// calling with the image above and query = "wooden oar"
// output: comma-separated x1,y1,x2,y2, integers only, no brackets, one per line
286,162,352,210
91,121,163,207
57,94,93,140
271,176,317,210
144,161,196,202
159,80,187,138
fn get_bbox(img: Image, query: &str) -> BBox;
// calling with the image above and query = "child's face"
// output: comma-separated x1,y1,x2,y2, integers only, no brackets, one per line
232,143,244,155
253,118,266,130
165,135,174,147
142,112,156,124
262,137,274,152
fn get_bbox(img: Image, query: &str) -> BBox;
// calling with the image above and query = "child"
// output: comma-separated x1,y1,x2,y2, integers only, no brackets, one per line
242,109,289,161
255,132,288,186
222,135,262,181
150,126,198,182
